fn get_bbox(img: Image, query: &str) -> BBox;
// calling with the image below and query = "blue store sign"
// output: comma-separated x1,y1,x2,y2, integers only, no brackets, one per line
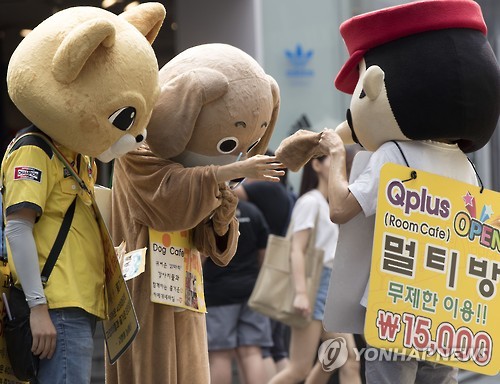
285,44,314,78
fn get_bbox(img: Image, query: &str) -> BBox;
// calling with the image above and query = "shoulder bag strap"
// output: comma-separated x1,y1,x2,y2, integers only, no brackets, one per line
284,218,294,239
306,208,321,254
24,133,90,193
40,197,77,284
25,133,90,284
286,198,321,247
0,192,6,262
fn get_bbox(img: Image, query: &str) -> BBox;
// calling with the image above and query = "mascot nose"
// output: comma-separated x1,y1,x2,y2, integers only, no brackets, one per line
135,134,144,143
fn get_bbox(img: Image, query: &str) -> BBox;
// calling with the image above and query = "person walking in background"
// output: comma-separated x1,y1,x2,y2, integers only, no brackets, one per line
269,155,361,384
234,150,295,378
235,150,296,238
203,199,273,384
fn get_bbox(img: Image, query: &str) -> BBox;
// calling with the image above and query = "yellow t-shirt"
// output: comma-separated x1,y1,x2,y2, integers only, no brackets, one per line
1,135,106,319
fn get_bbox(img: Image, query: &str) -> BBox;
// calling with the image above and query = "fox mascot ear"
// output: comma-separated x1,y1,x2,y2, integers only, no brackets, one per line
120,2,165,43
52,19,116,84
7,4,166,159
52,2,166,85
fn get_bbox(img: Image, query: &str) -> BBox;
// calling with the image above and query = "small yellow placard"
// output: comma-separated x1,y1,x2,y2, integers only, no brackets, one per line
149,229,206,313
94,198,139,365
365,163,500,375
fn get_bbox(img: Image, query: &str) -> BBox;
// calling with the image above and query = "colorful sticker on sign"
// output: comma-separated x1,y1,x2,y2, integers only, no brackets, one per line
365,163,499,376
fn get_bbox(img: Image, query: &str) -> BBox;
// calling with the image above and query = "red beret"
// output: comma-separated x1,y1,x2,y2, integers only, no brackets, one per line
335,0,487,94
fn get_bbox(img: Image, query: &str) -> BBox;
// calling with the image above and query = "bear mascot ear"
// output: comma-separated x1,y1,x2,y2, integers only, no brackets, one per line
146,68,229,159
248,74,280,157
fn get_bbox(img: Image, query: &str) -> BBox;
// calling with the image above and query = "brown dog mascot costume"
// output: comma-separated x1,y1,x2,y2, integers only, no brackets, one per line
107,43,282,384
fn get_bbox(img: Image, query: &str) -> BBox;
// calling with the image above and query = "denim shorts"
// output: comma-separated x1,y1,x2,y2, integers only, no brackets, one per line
261,320,290,361
206,301,273,351
312,267,332,321
36,307,97,384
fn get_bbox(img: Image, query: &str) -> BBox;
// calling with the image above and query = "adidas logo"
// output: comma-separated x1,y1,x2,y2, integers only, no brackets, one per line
285,44,314,77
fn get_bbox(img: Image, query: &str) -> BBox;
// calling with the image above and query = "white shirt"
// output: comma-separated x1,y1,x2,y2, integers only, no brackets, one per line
291,189,339,268
350,140,477,217
349,140,478,306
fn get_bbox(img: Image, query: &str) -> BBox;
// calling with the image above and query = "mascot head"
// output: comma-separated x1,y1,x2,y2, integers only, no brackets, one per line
334,0,500,153
146,43,279,166
7,3,166,162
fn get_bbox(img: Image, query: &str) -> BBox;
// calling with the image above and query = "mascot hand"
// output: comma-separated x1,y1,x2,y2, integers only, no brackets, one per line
212,184,238,236
319,128,345,156
275,129,322,172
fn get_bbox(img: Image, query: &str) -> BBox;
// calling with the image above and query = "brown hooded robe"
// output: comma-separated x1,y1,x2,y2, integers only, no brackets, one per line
105,144,238,384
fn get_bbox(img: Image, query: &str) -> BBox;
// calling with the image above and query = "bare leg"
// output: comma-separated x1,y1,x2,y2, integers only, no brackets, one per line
263,356,278,382
208,350,234,384
337,333,362,384
235,346,268,384
268,320,324,384
305,332,361,384
275,357,290,372
305,361,333,384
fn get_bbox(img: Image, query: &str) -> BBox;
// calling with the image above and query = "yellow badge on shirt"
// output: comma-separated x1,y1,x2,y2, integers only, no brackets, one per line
149,229,206,313
365,163,500,376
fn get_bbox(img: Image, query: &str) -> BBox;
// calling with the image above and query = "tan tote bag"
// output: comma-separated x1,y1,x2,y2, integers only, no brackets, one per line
248,212,324,328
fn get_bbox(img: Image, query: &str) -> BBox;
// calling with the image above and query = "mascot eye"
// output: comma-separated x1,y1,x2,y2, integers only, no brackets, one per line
109,107,136,131
217,137,239,154
247,139,261,153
